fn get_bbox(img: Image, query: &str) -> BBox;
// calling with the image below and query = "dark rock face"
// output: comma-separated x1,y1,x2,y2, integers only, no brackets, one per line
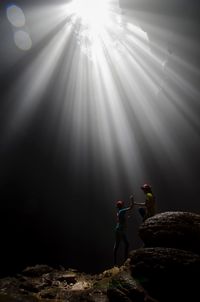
129,247,200,301
107,269,159,302
108,271,146,302
139,211,200,253
129,247,200,275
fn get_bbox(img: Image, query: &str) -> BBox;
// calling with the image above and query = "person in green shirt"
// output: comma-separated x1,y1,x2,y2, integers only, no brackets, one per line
134,184,156,221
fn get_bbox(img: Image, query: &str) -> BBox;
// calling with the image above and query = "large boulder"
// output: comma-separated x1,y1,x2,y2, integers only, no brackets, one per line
139,211,200,253
129,247,200,301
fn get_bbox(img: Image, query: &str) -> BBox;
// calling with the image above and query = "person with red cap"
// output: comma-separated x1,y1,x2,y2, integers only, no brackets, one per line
134,184,156,221
114,194,134,266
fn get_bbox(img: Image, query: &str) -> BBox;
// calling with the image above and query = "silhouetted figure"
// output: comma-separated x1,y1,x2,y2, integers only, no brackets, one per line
114,195,134,266
134,184,156,222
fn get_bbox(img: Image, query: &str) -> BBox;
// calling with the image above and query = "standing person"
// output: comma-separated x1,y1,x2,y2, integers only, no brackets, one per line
114,194,134,266
134,184,156,222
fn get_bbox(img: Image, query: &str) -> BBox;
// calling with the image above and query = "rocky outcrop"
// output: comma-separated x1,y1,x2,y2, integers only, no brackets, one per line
129,247,200,276
108,211,200,302
139,211,200,253
127,211,200,301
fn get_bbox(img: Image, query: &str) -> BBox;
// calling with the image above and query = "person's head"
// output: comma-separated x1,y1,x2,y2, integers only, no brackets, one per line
116,200,124,209
141,183,152,193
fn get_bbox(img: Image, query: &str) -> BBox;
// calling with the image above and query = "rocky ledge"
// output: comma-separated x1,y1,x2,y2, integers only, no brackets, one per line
0,211,199,302
139,211,200,253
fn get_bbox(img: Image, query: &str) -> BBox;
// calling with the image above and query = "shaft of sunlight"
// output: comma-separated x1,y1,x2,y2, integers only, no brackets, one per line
2,0,199,199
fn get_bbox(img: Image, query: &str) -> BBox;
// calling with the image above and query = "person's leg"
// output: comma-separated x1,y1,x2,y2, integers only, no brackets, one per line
122,233,129,262
138,207,146,222
113,231,121,266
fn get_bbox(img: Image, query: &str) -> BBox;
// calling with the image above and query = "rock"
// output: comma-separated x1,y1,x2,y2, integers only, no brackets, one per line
129,247,200,301
71,280,91,290
108,271,157,302
22,264,54,277
0,277,19,292
19,281,40,293
0,294,39,302
88,289,109,302
39,287,60,299
107,287,132,302
19,279,48,293
100,267,120,278
139,211,200,254
56,273,77,283
64,289,109,302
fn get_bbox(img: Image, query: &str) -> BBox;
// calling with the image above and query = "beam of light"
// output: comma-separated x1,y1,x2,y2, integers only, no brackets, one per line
1,0,200,200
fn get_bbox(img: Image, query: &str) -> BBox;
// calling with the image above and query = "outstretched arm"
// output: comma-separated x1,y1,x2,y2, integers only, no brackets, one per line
127,194,134,210
134,202,146,207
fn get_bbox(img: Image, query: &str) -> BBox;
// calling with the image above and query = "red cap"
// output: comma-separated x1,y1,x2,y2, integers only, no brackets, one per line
116,200,124,208
141,183,152,190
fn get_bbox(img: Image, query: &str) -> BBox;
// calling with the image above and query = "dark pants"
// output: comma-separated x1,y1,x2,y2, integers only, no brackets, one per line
138,207,147,221
113,229,129,266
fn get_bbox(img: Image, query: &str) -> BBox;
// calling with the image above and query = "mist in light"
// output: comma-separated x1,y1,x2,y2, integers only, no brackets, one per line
2,0,200,204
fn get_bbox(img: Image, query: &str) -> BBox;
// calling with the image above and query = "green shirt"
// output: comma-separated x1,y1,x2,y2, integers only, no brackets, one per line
145,192,156,217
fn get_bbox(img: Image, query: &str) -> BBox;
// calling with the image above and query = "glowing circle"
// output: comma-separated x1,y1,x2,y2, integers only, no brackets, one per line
14,30,32,51
6,5,26,27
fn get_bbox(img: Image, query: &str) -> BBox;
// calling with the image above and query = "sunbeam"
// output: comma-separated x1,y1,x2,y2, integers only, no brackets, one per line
1,0,199,196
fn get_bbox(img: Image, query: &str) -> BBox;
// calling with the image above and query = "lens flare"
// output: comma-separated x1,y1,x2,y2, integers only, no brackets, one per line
14,30,32,51
6,4,26,27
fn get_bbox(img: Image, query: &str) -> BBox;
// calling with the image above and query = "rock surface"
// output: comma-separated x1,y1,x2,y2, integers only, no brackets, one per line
0,265,150,302
129,247,200,301
139,211,200,253
22,265,54,277
107,270,156,302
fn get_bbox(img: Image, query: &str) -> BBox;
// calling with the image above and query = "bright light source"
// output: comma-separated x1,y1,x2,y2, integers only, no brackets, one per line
70,0,110,29
64,0,124,61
